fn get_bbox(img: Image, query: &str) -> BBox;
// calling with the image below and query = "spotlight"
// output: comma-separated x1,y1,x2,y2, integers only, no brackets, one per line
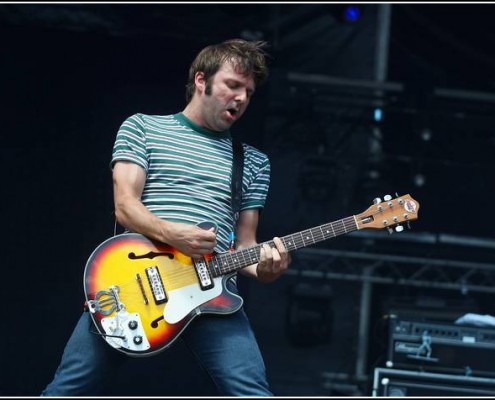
374,107,383,122
330,5,362,24
421,128,432,141
343,5,361,23
414,173,426,187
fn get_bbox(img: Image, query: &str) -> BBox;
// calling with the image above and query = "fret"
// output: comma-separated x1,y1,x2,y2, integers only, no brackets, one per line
330,222,336,237
218,253,230,274
303,230,313,246
321,224,332,239
318,225,327,240
308,228,316,244
230,252,240,270
347,216,358,231
298,231,306,247
314,225,325,243
246,246,259,265
290,235,299,251
282,236,294,252
210,258,221,277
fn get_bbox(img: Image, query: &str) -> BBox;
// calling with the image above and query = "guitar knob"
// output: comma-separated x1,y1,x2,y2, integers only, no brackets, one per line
133,335,143,345
373,197,382,204
384,194,392,201
128,320,138,330
395,225,404,232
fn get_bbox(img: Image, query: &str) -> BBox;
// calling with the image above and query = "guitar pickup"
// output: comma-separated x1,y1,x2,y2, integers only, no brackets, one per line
194,258,214,290
145,266,167,304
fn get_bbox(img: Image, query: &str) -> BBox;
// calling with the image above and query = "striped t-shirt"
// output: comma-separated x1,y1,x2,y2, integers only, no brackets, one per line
111,112,271,252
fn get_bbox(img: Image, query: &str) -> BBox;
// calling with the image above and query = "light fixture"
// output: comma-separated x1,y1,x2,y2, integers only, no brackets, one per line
343,5,361,23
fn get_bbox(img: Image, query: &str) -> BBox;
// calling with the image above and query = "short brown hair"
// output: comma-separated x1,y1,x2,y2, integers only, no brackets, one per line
185,38,269,103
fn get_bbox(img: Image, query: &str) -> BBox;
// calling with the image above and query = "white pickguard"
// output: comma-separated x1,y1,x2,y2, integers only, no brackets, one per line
163,276,224,323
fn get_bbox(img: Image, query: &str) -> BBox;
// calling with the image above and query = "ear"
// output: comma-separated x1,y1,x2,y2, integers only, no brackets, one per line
194,71,206,93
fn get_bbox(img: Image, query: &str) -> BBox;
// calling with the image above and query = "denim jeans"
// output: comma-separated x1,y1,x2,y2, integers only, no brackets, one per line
41,281,272,396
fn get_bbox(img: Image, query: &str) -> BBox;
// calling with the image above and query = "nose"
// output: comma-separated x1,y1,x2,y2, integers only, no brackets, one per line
235,89,249,103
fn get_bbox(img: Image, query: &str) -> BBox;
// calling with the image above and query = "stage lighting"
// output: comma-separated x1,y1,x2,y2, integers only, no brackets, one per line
374,107,383,122
329,5,363,24
421,127,432,141
343,5,361,23
414,173,426,188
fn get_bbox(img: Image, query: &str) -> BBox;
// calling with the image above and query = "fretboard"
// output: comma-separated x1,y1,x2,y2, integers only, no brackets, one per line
209,215,358,277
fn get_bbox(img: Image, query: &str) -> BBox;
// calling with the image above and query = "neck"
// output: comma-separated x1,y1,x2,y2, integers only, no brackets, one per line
181,103,201,126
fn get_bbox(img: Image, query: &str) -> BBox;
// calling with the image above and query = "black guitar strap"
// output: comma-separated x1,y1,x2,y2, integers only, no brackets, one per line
229,138,244,249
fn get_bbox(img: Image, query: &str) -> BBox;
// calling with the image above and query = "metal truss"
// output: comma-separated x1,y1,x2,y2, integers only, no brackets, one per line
289,247,495,294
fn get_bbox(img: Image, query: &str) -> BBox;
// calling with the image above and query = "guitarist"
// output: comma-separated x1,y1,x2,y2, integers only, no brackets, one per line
42,38,291,396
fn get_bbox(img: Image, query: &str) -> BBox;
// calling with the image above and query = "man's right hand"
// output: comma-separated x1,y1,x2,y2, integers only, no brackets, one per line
164,222,217,259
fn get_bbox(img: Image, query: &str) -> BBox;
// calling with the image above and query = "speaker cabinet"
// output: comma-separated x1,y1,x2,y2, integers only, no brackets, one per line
372,368,495,396
386,315,495,377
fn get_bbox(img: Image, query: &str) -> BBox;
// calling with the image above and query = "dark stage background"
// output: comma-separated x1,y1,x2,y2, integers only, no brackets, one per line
2,3,495,396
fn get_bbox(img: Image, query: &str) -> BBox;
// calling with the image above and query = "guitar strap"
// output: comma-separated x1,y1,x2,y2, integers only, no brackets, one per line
229,138,244,250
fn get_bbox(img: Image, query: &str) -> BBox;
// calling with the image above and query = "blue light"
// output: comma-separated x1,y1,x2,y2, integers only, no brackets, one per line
344,6,361,23
374,108,383,122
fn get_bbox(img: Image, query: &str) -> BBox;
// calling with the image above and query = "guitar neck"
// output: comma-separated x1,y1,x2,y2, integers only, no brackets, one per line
210,215,358,277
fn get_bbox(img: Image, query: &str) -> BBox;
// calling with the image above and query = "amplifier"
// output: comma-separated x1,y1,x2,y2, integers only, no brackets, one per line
372,368,495,396
386,314,495,377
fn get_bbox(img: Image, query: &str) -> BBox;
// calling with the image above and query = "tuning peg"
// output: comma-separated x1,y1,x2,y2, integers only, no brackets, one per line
383,194,392,201
395,225,404,233
373,197,382,204
406,221,411,229
387,227,394,234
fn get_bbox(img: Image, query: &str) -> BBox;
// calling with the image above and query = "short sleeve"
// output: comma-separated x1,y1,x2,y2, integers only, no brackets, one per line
110,113,149,172
242,146,271,210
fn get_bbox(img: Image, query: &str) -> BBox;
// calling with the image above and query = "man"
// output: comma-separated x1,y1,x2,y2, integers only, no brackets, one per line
42,38,291,396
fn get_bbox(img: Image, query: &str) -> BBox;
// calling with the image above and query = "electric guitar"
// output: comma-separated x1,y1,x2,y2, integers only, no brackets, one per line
84,194,419,357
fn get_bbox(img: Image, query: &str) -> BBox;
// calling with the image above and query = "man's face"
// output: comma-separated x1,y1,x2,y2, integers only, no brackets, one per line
198,61,255,132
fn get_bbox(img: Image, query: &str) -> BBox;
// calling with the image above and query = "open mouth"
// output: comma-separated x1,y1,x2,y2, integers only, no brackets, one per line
226,108,238,119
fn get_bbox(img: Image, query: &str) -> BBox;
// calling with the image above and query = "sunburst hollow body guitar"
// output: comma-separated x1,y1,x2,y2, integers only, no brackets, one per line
84,194,419,356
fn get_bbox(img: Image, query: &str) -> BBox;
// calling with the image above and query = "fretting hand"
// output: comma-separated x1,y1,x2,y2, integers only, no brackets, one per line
256,237,291,283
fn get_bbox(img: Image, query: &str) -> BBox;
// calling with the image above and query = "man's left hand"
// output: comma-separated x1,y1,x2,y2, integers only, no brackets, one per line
256,237,291,283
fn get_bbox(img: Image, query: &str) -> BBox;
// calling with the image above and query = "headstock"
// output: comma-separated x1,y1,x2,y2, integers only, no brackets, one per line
355,194,419,233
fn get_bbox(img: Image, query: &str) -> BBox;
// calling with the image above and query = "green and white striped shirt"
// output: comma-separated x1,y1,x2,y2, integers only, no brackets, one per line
111,112,271,252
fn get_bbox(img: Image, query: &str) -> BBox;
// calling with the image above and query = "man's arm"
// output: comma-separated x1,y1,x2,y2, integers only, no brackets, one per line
112,160,217,259
235,209,291,283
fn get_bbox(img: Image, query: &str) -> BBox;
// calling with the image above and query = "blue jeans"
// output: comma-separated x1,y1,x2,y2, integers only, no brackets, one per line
41,281,272,396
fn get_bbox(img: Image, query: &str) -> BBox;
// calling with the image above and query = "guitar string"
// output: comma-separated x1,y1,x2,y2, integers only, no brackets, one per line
89,220,357,302
89,202,413,297
213,216,357,275
87,266,199,300
213,202,412,275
